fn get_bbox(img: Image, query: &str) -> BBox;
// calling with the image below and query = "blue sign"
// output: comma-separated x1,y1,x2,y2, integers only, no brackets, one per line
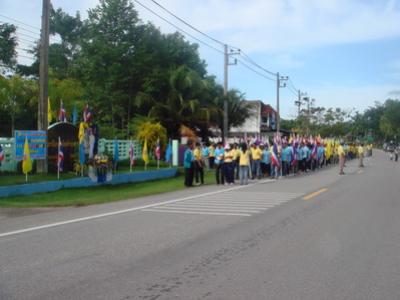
15,130,47,160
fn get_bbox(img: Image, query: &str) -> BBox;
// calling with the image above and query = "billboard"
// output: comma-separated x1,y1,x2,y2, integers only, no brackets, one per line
15,130,47,160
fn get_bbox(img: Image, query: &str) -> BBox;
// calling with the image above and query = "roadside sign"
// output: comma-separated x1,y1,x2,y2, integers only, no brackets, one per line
14,130,47,160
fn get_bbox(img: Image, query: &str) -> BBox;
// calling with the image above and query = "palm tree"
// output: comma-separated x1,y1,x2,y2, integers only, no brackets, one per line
212,88,252,134
147,66,211,137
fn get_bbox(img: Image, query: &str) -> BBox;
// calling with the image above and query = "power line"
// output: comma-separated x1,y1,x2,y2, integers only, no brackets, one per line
0,18,62,44
146,0,226,47
237,59,276,82
288,78,298,93
239,51,277,76
0,14,41,31
134,0,224,55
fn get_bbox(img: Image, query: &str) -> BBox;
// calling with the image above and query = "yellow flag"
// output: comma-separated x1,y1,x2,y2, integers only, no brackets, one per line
78,122,87,143
48,97,52,124
142,139,149,165
22,137,32,174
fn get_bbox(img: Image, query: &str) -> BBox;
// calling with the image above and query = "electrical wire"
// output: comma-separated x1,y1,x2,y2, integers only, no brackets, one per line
239,51,277,76
0,14,41,31
237,59,276,82
134,0,224,54
147,0,225,47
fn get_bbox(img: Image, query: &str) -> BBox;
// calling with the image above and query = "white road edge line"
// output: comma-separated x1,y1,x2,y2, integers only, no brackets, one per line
0,182,264,238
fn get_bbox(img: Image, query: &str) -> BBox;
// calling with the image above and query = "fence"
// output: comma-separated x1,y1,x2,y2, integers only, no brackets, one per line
0,138,17,172
98,139,142,161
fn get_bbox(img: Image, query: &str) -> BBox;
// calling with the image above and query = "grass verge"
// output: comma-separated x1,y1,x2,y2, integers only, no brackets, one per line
0,171,215,208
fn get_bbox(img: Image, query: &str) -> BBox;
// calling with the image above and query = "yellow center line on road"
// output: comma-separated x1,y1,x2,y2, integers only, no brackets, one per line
303,188,328,200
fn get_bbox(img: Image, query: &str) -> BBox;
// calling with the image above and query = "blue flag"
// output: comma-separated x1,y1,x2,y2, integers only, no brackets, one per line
72,105,78,125
113,140,119,162
79,142,85,165
165,139,172,163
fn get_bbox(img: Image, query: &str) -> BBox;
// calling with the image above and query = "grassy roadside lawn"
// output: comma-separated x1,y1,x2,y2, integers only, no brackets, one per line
0,171,215,208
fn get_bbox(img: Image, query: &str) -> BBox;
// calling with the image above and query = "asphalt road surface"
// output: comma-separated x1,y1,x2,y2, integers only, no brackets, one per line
1,150,400,300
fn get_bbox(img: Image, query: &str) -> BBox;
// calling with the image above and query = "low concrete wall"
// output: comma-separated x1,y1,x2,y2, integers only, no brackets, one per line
0,168,178,198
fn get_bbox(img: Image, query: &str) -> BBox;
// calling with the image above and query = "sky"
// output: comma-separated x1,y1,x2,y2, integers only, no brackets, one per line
1,0,400,119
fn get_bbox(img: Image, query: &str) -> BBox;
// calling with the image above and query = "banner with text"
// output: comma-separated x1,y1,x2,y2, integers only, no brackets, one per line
15,130,47,160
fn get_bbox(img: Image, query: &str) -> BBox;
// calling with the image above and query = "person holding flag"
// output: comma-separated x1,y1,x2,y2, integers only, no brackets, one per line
22,137,32,182
270,141,280,179
155,138,161,169
57,137,64,180
58,100,67,122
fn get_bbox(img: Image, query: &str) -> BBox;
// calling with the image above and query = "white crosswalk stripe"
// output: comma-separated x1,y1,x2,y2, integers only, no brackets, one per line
142,191,304,217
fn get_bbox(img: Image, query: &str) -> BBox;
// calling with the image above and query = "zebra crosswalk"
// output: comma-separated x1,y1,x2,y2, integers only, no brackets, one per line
142,190,304,217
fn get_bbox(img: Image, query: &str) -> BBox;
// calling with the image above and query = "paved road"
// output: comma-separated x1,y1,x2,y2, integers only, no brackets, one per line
1,151,399,300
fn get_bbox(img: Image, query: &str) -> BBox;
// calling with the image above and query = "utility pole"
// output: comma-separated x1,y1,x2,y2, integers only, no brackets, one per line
295,90,307,118
276,74,288,134
222,45,240,142
276,73,280,134
37,0,50,173
295,90,302,116
223,44,228,143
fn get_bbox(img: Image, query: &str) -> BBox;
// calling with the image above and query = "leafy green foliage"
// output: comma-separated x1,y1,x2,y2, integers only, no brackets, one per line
0,23,17,70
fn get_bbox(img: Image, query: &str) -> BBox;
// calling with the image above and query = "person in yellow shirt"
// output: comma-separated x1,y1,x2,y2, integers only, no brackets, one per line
250,143,262,179
193,142,204,185
358,143,364,167
208,143,215,169
233,143,241,180
338,142,346,175
239,143,250,185
223,144,235,185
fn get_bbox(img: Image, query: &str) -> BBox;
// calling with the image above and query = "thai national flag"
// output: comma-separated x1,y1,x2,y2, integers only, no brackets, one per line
129,142,135,166
58,101,66,122
83,104,92,123
271,143,280,167
58,138,64,172
155,138,161,160
311,142,318,159
0,144,5,162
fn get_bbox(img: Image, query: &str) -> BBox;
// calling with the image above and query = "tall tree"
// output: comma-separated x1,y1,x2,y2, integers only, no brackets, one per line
0,23,17,70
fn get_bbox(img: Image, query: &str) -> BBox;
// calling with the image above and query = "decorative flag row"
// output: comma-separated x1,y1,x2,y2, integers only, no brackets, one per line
48,100,93,125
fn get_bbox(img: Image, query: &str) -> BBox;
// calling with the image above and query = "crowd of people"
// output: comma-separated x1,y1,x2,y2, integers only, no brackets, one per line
184,135,373,187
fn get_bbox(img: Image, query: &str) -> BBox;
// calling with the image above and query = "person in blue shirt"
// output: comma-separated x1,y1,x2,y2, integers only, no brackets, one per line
201,143,210,171
214,142,225,185
261,144,271,177
281,142,292,176
184,140,194,187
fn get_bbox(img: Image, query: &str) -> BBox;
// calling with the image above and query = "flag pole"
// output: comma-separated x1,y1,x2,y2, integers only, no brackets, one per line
57,136,60,180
